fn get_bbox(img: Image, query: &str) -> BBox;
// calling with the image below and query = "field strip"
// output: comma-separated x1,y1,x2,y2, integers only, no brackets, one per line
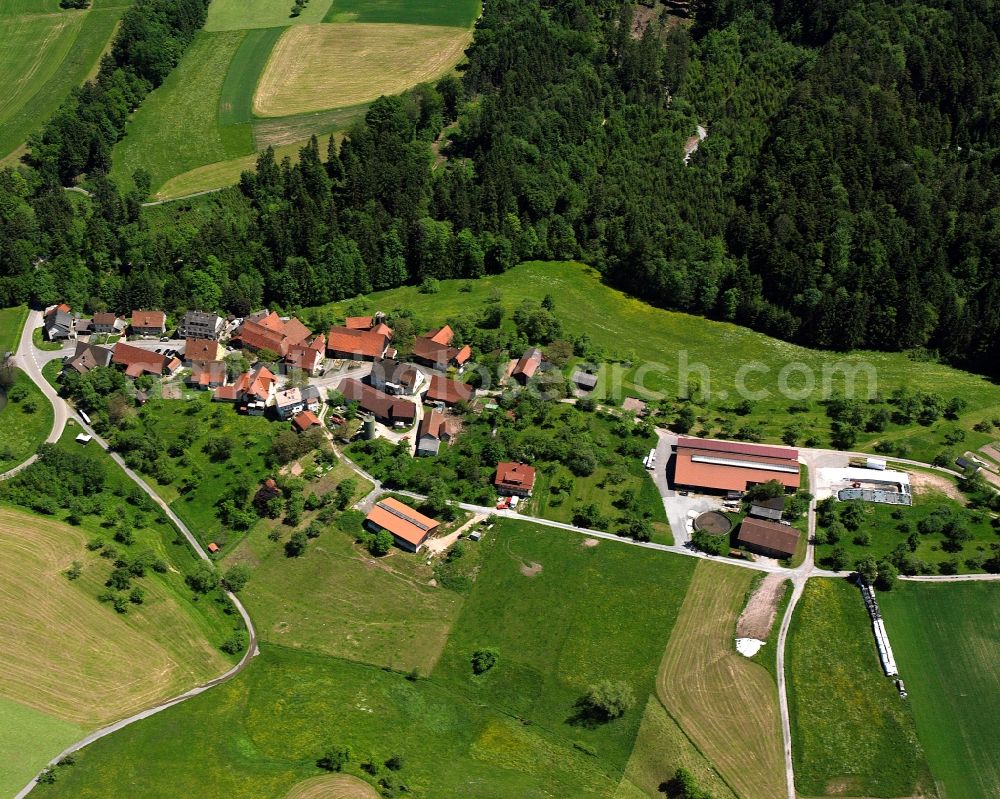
282,774,379,799
656,560,786,799
253,23,473,117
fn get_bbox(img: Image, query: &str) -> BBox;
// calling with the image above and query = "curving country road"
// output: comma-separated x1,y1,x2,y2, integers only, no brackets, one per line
7,312,259,799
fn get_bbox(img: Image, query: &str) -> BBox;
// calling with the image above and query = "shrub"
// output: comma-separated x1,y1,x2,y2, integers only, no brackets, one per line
317,746,351,772
222,564,251,592
221,630,247,654
471,647,499,675
578,679,635,721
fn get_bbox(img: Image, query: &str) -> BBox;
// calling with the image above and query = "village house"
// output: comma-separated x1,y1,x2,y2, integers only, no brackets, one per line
43,303,75,340
183,338,223,364
736,517,800,559
422,374,475,407
130,310,167,337
274,387,306,420
511,347,543,385
365,497,439,552
495,461,536,497
111,342,180,378
63,341,114,376
186,360,228,390
416,409,453,457
233,311,311,358
285,336,326,375
178,310,225,340
91,312,126,335
370,358,424,395
301,384,322,411
327,325,392,361
339,378,415,426
292,409,322,432
214,364,278,408
411,325,472,372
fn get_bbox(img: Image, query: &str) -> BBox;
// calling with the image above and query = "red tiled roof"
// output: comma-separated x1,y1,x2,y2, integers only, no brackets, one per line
130,310,166,329
418,409,449,440
427,325,453,346
736,518,800,558
366,497,439,548
236,320,287,355
189,360,227,386
92,312,118,326
328,327,389,359
339,378,415,422
345,316,374,330
185,338,220,361
674,437,800,492
112,342,170,375
412,331,471,368
256,312,285,332
292,410,321,431
285,343,321,373
512,348,543,380
495,462,536,491
424,374,474,405
281,317,312,346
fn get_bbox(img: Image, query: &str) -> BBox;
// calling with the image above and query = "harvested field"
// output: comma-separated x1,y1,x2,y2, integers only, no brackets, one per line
283,774,378,799
737,573,786,640
0,505,227,727
253,24,473,117
656,560,785,799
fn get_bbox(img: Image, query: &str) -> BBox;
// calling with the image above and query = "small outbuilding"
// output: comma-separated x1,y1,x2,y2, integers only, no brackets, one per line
571,370,598,391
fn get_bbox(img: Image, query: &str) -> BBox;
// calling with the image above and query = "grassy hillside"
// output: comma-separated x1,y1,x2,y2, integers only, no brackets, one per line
0,368,53,472
0,304,28,354
313,261,1000,463
0,696,82,799
786,578,934,797
880,582,1000,799
32,520,701,798
0,0,131,159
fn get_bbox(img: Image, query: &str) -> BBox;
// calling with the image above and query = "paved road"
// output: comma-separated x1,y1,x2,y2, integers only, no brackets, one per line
9,314,259,798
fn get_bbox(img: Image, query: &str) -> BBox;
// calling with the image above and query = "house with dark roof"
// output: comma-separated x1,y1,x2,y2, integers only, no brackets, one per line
63,341,114,375
91,312,126,335
511,348,543,385
111,342,180,378
417,409,452,457
571,370,598,391
422,374,474,407
339,378,415,426
327,326,392,361
411,325,472,372
673,437,800,494
495,462,536,497
370,359,423,395
44,304,75,340
130,310,167,337
748,496,785,521
365,497,439,552
736,517,800,559
301,384,322,411
179,311,224,340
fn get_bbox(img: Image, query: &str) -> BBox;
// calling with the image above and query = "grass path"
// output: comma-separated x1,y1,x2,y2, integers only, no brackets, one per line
655,559,785,799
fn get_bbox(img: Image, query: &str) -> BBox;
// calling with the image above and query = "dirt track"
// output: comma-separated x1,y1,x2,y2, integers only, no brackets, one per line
737,573,787,640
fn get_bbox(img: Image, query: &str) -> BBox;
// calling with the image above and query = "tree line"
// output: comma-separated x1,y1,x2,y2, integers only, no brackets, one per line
0,0,997,374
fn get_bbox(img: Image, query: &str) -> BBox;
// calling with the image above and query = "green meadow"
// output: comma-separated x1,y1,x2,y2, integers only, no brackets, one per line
0,697,82,799
0,305,28,353
33,520,699,798
880,582,1000,799
786,578,934,797
314,261,1000,462
323,0,482,26
205,0,334,32
0,0,131,160
0,368,53,473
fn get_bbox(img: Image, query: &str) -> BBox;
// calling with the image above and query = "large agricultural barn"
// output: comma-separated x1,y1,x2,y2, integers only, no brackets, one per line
673,437,800,493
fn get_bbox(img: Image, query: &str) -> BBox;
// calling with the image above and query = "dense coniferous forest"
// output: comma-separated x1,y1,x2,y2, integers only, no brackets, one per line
1,0,998,372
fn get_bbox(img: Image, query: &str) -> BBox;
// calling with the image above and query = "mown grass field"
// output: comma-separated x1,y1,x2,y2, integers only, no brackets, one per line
126,393,277,549
253,23,473,117
32,522,699,799
109,31,246,192
205,0,334,32
815,482,999,575
0,0,131,159
0,696,82,799
315,261,1000,462
0,304,28,354
323,0,481,26
112,0,478,197
880,582,1000,799
787,578,934,797
655,560,785,799
0,367,54,473
282,774,378,799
